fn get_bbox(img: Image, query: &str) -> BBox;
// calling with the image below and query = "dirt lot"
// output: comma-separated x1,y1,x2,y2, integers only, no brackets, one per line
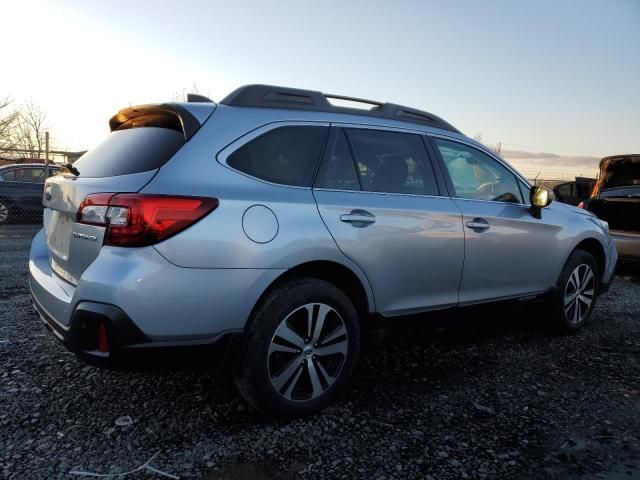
1,235,639,479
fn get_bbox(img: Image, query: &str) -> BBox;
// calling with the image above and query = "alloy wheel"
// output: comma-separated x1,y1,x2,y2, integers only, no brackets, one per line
268,303,348,402
564,264,595,325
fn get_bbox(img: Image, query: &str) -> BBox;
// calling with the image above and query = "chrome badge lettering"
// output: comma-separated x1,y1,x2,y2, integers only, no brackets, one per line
73,232,97,241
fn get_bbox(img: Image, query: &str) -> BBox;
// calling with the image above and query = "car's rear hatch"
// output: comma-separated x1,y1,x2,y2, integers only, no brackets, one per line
42,103,214,284
588,155,640,233
588,194,640,233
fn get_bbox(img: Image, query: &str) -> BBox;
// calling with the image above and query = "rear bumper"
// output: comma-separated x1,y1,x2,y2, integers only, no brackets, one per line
611,230,640,261
28,228,283,369
31,293,240,369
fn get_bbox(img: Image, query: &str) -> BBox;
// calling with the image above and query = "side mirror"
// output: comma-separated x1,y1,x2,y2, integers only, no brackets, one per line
530,186,552,219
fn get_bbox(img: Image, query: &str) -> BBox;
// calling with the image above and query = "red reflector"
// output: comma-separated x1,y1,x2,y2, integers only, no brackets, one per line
97,322,109,353
76,194,218,247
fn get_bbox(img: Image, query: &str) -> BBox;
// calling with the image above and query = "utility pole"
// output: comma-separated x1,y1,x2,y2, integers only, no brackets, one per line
45,131,50,178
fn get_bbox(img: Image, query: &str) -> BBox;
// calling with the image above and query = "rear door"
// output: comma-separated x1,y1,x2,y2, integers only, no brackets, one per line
313,126,464,316
42,104,210,284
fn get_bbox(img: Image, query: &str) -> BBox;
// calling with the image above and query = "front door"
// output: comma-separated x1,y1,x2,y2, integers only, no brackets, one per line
313,127,464,316
430,136,562,305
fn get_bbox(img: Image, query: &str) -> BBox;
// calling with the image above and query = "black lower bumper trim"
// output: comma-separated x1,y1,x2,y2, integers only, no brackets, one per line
32,297,242,371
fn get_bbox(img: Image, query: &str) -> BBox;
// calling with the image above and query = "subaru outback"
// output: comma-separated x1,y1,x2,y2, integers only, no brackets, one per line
29,85,617,418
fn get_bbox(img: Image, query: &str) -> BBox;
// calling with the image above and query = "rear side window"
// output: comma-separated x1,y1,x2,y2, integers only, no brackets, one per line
314,129,360,191
227,126,328,187
345,129,439,196
72,127,185,178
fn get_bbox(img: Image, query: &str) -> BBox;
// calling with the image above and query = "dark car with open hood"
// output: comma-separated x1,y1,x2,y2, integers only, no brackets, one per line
580,154,640,261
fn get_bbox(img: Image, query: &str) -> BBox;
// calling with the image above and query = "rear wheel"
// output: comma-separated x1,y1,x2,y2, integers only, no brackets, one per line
550,249,599,333
234,278,360,419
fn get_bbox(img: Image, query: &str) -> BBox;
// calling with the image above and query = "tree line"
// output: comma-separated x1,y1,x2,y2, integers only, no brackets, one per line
0,97,48,159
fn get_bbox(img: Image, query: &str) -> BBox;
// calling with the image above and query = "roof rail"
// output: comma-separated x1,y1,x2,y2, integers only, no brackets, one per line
220,84,460,133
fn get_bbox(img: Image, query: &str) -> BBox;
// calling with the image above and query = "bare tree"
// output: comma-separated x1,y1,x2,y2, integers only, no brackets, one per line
12,101,48,158
172,82,201,102
0,97,19,153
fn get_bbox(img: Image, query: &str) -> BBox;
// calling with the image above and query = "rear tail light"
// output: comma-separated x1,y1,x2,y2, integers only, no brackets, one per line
77,194,218,247
577,201,585,209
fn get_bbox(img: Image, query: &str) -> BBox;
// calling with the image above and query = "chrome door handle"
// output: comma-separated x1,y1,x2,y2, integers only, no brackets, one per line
340,210,376,225
465,218,490,231
340,214,376,223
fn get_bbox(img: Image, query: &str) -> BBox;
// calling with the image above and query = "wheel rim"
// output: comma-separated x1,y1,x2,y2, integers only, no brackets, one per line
564,264,595,325
268,303,348,402
0,203,7,223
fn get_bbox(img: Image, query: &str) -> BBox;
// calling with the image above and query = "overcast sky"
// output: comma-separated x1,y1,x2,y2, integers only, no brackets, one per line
1,0,638,178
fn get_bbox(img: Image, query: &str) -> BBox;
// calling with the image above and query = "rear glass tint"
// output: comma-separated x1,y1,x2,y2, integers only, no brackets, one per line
72,127,185,178
227,126,328,187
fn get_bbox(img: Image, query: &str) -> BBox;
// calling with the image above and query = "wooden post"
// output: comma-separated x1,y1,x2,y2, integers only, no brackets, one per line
45,131,50,178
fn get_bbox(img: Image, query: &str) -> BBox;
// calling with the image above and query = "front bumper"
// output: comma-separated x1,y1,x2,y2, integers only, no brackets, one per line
611,230,640,261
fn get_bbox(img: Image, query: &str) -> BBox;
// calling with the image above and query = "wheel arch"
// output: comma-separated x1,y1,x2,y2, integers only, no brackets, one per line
572,237,606,280
246,260,375,331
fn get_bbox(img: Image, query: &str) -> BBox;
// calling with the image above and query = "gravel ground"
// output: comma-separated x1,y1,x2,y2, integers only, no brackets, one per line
1,235,639,480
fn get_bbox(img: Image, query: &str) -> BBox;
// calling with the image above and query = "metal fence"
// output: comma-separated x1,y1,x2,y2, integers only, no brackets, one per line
0,156,66,240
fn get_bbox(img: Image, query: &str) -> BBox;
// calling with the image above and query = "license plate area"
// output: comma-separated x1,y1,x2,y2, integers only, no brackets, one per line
46,210,73,261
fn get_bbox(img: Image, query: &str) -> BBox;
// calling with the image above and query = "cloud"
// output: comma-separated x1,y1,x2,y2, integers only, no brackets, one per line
501,149,600,168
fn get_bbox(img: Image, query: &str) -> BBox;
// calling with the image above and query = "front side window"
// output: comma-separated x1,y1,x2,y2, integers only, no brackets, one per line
433,138,524,204
227,126,328,187
345,129,439,196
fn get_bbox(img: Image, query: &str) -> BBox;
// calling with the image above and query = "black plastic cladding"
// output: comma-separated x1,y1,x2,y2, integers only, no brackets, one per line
220,84,461,134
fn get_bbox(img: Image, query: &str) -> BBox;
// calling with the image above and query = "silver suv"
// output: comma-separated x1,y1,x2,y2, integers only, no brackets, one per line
29,85,617,418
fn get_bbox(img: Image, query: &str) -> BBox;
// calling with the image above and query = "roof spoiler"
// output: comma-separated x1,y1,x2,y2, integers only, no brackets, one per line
109,102,214,141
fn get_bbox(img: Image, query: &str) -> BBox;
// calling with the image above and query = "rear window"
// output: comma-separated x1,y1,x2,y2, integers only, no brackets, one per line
227,126,328,187
72,127,185,178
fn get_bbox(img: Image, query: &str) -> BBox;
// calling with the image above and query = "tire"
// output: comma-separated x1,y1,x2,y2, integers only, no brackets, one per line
0,199,10,225
550,249,599,333
234,278,360,419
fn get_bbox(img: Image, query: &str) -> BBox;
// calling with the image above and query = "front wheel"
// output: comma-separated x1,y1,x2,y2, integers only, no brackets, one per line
550,249,599,333
234,278,360,419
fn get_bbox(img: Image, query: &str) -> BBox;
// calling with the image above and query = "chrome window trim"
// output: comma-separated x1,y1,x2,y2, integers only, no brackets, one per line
329,121,428,135
312,186,452,201
216,120,331,190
